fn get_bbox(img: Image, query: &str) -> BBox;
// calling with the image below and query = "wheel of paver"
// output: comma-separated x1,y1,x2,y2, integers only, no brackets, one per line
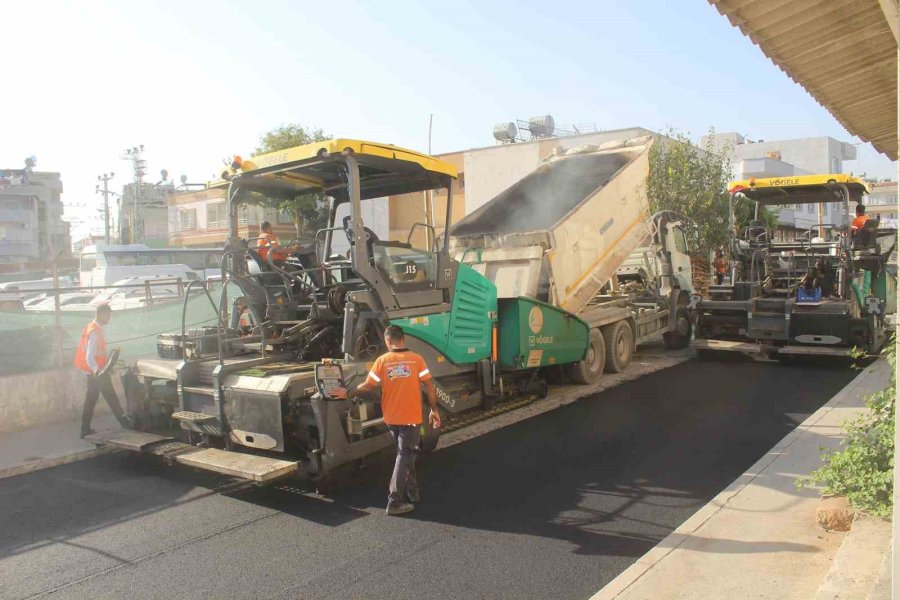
568,329,606,384
663,308,693,350
603,321,634,373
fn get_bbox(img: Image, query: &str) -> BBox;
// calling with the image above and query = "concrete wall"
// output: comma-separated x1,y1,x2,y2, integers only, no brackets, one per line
0,367,105,433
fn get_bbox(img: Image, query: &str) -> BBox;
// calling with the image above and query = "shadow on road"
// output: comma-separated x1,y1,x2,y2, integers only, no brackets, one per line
0,357,859,578
297,358,859,558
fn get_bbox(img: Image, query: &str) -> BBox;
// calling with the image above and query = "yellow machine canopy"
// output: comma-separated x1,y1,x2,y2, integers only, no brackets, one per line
222,139,457,201
728,174,869,205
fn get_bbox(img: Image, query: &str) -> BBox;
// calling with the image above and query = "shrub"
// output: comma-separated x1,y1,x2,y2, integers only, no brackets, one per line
799,341,895,518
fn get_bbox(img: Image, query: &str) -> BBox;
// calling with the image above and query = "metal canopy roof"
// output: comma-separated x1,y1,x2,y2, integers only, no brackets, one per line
225,139,457,200
709,0,898,160
729,173,870,204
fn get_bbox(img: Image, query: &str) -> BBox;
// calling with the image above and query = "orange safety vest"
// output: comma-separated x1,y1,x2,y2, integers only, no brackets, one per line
257,232,287,262
74,321,107,373
851,214,870,231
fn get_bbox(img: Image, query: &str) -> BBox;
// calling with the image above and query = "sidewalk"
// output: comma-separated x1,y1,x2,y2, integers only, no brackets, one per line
591,358,891,600
0,413,120,479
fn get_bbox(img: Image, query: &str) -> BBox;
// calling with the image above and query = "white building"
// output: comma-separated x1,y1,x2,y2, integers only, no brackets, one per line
701,132,859,239
865,181,898,229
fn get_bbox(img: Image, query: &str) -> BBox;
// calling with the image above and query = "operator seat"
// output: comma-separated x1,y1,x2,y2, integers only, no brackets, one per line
852,218,879,252
746,220,768,248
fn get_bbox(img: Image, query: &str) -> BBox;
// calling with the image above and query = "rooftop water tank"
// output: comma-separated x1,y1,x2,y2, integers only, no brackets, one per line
493,122,518,143
528,115,555,138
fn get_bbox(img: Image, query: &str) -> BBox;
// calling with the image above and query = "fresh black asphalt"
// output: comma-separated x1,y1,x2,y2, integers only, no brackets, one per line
0,358,858,600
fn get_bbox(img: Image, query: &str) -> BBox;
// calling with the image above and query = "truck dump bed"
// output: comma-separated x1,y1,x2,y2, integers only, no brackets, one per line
449,136,653,315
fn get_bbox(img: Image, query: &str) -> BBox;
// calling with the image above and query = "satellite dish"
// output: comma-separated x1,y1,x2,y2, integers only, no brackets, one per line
180,174,188,184
160,169,169,180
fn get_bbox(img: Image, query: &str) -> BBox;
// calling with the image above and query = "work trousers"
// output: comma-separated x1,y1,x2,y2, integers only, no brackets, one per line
81,372,127,435
387,424,420,507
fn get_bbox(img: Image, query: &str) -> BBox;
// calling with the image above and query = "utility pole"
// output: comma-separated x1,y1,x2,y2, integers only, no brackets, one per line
96,173,115,244
121,145,146,243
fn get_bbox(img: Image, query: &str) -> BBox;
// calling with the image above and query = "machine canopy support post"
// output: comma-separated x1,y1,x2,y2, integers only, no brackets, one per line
443,183,453,253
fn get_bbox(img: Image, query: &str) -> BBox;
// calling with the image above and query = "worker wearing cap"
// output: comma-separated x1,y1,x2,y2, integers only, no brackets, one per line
851,204,870,236
73,304,129,437
333,325,441,515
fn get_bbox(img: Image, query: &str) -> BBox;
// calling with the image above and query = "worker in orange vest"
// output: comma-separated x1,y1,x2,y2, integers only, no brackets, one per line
255,221,300,264
74,304,129,437
713,251,728,285
850,204,870,236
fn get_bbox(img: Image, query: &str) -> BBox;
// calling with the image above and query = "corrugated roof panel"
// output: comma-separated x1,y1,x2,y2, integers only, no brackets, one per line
709,0,897,159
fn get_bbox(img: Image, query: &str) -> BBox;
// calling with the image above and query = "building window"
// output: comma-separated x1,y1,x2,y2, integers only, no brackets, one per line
206,202,226,228
179,208,197,231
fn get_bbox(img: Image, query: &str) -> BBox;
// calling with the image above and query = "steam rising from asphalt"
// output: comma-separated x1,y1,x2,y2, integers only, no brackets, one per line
451,152,630,237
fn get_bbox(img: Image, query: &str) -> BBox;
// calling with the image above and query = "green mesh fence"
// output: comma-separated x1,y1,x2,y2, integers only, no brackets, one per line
0,287,234,376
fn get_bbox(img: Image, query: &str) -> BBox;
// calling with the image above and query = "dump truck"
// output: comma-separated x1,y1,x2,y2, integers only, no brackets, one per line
693,174,897,359
86,136,692,487
448,137,695,378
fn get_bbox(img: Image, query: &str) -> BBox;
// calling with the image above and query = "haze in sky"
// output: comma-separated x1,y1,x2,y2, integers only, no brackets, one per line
1,0,895,241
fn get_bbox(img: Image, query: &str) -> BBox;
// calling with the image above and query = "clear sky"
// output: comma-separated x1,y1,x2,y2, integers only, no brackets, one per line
1,0,896,241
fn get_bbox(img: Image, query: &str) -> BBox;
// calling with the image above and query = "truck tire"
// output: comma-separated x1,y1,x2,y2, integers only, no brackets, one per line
663,308,693,350
603,321,634,373
568,329,606,384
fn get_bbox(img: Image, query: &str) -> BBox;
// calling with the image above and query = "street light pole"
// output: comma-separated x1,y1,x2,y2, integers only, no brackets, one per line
97,173,115,244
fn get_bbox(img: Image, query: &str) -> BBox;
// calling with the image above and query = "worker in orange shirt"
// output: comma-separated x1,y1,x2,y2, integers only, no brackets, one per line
255,221,300,264
713,251,728,285
850,204,870,236
73,304,129,437
333,325,441,515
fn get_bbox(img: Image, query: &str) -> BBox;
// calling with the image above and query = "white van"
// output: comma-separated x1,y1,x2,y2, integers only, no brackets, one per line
0,277,75,299
84,264,200,289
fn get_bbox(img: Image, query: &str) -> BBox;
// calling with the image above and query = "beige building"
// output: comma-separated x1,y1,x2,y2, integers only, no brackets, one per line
167,187,297,248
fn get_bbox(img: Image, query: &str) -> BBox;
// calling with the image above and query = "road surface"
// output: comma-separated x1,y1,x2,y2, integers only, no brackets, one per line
0,358,858,600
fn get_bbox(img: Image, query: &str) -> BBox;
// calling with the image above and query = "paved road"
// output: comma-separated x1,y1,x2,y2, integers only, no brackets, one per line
0,358,858,600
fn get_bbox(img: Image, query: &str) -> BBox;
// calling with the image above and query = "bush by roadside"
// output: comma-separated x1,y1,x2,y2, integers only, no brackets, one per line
799,340,895,518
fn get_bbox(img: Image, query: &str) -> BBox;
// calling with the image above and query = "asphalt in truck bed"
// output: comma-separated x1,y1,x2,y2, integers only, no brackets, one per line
0,358,858,600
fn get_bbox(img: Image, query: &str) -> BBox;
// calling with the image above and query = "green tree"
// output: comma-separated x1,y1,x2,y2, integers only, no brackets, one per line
254,124,332,238
647,128,776,255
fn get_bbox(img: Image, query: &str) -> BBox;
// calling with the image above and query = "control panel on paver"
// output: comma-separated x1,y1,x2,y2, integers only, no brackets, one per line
315,363,345,399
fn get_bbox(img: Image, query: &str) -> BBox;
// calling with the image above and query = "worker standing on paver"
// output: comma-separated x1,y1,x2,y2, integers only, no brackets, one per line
333,325,441,515
74,304,129,437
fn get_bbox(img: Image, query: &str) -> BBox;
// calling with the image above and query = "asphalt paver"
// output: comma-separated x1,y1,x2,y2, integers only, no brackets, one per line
0,358,858,600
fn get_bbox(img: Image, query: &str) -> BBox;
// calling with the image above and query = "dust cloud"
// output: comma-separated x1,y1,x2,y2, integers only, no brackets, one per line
451,152,630,237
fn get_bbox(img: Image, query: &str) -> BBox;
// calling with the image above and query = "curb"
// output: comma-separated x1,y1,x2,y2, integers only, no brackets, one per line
814,514,892,600
0,447,112,481
589,359,888,600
